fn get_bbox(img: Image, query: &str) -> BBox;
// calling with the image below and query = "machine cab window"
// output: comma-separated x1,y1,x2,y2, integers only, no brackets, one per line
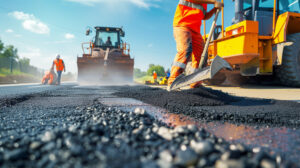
243,0,253,10
258,0,274,9
95,30,120,48
279,0,300,14
242,0,253,20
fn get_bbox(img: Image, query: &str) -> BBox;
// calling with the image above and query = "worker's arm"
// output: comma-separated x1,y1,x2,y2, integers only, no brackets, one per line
186,0,217,4
187,0,223,20
62,61,66,72
42,77,46,84
51,61,55,70
203,8,217,20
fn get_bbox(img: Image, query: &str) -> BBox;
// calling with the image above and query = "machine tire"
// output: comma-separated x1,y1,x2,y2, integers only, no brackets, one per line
276,33,300,87
203,72,226,86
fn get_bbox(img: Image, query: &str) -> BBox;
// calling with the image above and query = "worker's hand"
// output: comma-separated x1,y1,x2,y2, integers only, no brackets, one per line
64,69,66,72
214,1,224,9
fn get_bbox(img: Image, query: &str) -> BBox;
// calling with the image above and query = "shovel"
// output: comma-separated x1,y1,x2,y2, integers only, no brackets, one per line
169,8,232,91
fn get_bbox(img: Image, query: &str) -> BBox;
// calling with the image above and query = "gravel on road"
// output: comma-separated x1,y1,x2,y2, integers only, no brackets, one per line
0,86,298,167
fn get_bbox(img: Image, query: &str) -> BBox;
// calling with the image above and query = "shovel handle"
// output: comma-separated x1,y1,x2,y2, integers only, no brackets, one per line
198,9,220,69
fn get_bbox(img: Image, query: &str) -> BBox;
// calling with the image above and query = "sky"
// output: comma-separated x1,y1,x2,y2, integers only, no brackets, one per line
0,0,235,73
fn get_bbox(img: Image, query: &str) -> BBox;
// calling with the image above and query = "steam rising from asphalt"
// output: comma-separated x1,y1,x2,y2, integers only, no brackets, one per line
77,69,135,86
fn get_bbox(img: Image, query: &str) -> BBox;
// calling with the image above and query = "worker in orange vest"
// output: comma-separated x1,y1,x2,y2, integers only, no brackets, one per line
42,68,57,85
52,54,66,85
168,0,223,90
153,71,158,82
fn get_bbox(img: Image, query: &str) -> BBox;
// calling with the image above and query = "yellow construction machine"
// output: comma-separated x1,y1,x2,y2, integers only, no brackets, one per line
145,77,168,85
170,0,300,90
205,0,300,86
77,27,134,84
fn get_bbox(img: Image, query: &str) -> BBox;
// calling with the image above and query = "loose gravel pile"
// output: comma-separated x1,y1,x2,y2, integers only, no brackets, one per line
0,104,294,168
114,86,300,128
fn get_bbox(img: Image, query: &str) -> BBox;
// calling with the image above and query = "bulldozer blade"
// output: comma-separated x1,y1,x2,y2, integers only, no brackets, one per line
170,56,232,90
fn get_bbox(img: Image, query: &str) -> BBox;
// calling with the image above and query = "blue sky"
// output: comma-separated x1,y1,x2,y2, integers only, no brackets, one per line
0,0,235,73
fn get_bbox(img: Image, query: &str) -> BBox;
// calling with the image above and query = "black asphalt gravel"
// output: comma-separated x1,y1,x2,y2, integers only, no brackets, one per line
113,85,300,128
0,85,298,167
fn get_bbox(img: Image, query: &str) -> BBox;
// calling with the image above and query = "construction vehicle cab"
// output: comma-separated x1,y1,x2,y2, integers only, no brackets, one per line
77,27,134,84
204,0,300,87
92,27,125,49
235,0,300,35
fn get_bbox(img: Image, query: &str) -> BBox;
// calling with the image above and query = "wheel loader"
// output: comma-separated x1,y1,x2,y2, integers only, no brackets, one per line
204,0,300,87
77,27,134,84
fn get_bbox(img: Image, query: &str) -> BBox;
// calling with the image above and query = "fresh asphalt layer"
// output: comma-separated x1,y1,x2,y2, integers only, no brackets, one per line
0,84,299,167
113,85,300,128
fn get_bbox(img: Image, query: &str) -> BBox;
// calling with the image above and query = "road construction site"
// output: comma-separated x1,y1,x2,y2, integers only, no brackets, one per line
1,83,300,168
1,0,300,167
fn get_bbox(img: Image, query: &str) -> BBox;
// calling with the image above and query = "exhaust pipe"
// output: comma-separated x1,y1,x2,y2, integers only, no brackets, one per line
234,0,244,23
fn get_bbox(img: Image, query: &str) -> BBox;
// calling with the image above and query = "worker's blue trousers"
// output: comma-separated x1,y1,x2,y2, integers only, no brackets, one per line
57,71,62,85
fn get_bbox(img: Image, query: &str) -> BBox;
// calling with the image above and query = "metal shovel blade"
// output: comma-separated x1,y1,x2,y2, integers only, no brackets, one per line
169,56,232,90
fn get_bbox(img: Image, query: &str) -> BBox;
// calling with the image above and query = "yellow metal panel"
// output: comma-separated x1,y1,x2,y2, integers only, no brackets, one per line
273,12,300,44
207,20,260,66
225,20,259,34
216,33,259,57
273,12,288,44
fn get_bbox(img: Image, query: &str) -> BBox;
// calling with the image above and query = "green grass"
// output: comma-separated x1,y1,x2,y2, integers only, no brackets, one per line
0,68,33,77
134,75,153,84
134,75,166,84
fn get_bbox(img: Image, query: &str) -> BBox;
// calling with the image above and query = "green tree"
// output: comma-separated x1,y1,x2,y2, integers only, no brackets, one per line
0,40,4,53
147,64,165,76
3,45,18,59
0,45,18,70
18,58,31,72
148,64,155,68
0,39,42,76
134,68,147,78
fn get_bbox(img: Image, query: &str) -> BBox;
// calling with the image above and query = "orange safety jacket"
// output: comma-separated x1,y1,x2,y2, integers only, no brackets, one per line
42,71,54,85
153,72,157,80
173,0,207,33
53,59,65,71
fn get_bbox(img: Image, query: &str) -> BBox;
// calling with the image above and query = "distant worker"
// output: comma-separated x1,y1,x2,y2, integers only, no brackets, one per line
105,36,112,46
168,0,223,90
153,71,157,82
52,54,66,85
166,70,170,79
42,68,57,85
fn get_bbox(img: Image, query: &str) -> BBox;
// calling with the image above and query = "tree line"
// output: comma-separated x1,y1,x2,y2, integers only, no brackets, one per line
0,39,41,76
134,64,169,78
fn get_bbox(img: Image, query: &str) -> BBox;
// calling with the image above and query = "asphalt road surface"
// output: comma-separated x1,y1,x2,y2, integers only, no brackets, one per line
150,84,300,103
0,83,299,167
207,85,300,103
0,83,76,98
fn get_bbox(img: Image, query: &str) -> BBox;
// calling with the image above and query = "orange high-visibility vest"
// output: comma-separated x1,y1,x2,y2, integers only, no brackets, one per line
53,59,64,71
173,0,207,33
153,72,157,80
42,71,54,84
